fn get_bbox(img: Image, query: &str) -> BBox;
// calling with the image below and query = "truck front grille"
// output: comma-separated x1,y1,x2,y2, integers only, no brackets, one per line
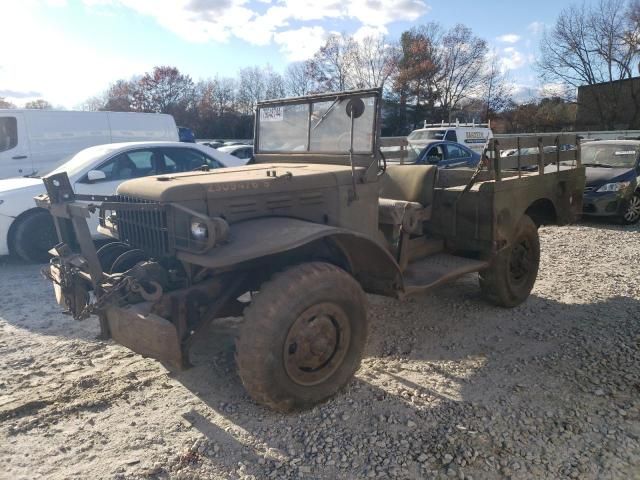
114,196,170,258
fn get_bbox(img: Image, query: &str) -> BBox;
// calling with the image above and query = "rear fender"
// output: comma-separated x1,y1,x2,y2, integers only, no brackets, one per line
176,217,403,296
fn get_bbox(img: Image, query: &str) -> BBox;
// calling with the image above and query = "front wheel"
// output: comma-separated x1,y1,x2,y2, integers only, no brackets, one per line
621,193,640,225
479,214,540,308
236,262,368,412
12,210,57,263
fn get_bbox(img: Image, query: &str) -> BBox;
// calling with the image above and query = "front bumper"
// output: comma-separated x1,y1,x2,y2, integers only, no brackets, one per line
582,190,631,217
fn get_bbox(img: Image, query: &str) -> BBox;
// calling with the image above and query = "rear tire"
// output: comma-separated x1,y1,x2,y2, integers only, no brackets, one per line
479,214,540,307
621,192,640,225
236,262,368,412
12,210,57,263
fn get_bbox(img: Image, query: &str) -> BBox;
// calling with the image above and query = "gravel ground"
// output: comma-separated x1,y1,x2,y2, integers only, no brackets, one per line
0,220,639,480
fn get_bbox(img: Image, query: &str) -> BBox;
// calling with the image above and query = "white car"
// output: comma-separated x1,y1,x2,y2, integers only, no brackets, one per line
217,144,254,163
0,141,244,262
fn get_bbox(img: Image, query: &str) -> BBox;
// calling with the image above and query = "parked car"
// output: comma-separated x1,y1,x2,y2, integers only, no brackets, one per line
396,140,481,168
408,123,493,154
0,110,178,179
217,144,254,163
578,140,640,224
199,140,224,149
0,142,244,262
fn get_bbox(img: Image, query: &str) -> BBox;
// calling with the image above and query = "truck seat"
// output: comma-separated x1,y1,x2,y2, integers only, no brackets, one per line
379,165,437,234
379,165,437,206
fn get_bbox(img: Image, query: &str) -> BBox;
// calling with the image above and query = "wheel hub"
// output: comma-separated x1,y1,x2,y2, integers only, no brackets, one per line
624,195,640,222
509,239,532,285
284,303,351,386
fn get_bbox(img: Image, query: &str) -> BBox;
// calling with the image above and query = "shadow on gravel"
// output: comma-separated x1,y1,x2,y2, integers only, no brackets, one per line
0,255,101,340
168,280,640,479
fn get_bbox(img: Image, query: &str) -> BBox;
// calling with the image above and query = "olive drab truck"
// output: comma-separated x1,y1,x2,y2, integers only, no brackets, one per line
36,88,585,412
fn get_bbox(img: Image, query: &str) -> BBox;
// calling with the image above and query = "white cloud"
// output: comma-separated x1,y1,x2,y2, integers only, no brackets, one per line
0,1,151,107
273,26,328,61
353,24,388,41
496,34,520,44
499,47,526,71
539,82,570,98
527,21,544,35
85,0,429,51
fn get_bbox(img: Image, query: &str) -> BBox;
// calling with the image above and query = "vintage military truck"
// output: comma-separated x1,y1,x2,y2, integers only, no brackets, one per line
36,88,585,412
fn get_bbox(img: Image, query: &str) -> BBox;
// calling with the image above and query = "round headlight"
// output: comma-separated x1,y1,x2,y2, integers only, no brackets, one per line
190,220,208,240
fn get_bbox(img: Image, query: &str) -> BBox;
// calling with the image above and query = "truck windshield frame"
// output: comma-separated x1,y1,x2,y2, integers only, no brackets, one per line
255,90,379,155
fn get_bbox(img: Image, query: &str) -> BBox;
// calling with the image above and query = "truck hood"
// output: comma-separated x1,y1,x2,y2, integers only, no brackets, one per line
116,163,357,202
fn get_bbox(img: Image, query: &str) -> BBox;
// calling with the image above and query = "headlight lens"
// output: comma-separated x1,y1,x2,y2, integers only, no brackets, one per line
596,181,631,193
190,220,208,240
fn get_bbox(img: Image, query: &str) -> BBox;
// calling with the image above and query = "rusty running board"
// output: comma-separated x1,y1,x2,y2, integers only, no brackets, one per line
401,253,489,296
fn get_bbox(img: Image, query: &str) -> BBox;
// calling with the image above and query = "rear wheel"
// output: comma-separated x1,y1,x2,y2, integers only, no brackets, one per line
12,210,57,263
479,214,540,307
621,193,640,225
236,262,368,412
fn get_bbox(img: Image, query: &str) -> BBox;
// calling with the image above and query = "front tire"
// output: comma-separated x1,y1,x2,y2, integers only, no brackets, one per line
479,214,540,307
12,210,57,263
621,193,640,225
236,262,368,412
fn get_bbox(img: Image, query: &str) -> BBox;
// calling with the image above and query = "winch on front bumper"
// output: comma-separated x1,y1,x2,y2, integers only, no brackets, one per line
35,172,243,369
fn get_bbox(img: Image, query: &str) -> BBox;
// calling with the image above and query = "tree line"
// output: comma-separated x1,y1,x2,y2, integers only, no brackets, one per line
2,0,638,136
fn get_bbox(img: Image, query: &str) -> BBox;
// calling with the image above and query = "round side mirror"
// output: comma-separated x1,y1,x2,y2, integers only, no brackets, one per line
345,98,365,119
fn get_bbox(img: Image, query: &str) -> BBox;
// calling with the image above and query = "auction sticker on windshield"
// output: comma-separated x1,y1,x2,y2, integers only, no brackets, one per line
260,107,283,122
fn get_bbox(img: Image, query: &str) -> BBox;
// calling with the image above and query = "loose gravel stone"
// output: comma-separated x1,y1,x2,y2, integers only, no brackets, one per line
0,222,639,479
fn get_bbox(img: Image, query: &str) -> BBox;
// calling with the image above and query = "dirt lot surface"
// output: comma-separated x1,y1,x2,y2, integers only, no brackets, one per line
1,221,639,480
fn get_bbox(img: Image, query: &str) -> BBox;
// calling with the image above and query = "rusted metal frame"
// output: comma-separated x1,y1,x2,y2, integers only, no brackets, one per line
64,203,103,289
180,274,247,359
537,137,545,175
257,87,382,108
493,139,502,182
517,137,522,179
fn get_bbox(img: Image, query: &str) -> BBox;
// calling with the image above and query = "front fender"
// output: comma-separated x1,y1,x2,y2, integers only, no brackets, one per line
177,217,403,296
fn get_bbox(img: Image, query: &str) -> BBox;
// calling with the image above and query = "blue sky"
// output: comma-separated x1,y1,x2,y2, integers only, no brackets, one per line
1,0,584,108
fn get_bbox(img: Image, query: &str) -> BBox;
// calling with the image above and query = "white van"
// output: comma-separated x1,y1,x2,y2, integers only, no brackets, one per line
407,121,493,154
0,110,178,179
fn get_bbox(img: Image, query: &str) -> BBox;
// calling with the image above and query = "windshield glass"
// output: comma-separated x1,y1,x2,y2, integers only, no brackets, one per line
257,94,376,153
581,144,639,168
408,130,447,141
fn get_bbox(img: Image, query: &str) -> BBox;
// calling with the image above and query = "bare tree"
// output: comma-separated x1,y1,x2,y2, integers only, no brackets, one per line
436,24,488,121
349,35,400,89
537,0,640,128
237,66,266,115
284,61,316,96
264,66,286,100
0,97,16,109
213,77,237,115
482,55,513,121
24,99,52,109
309,34,357,91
